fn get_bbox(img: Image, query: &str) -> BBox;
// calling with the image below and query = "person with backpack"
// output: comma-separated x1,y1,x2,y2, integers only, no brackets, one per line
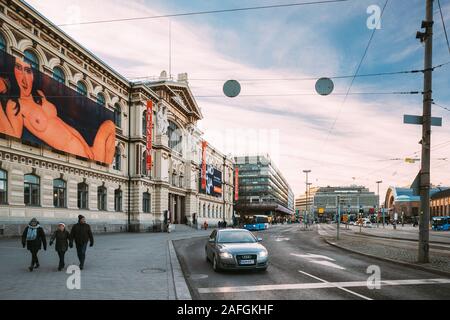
49,222,70,271
21,218,47,272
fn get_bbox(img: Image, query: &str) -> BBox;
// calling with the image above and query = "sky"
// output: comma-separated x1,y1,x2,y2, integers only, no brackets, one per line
25,0,450,199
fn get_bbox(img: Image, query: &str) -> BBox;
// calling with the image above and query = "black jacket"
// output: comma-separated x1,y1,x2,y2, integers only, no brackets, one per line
69,223,94,246
22,226,47,251
50,229,70,252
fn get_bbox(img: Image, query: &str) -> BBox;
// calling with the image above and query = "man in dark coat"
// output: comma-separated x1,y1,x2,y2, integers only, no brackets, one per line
69,215,94,270
21,217,47,272
50,222,70,271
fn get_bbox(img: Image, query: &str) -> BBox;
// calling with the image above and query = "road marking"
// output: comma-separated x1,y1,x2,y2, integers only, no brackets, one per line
291,253,346,270
274,237,290,242
197,277,450,295
298,270,372,300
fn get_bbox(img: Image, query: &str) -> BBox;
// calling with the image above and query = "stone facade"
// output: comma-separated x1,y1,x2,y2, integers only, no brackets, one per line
0,0,234,236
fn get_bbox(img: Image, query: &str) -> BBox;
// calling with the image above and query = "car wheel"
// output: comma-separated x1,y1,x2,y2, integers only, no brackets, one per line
212,255,220,272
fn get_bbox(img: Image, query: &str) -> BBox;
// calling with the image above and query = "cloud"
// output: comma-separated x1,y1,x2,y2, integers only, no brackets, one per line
25,0,450,198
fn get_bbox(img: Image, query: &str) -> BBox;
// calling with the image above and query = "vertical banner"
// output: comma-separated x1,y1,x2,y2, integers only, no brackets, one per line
146,100,153,171
201,141,208,190
234,167,239,201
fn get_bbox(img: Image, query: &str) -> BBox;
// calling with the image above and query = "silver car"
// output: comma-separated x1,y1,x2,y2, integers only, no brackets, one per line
205,229,269,272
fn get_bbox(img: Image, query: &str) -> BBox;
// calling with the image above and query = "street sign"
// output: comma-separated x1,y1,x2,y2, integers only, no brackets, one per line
403,114,442,126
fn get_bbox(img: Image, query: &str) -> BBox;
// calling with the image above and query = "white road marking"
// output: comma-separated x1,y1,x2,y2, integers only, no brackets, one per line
275,237,290,242
197,278,450,294
291,253,346,270
298,270,372,300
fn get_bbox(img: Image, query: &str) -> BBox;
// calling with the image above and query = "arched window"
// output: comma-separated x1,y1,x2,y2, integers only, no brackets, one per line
52,66,65,84
24,50,39,70
97,92,105,106
167,120,183,153
142,150,147,175
24,174,40,206
208,205,211,218
53,179,66,208
77,81,87,96
0,33,6,51
0,169,7,204
203,204,206,218
114,103,122,127
143,192,151,213
77,182,89,209
142,110,147,136
113,146,121,171
114,189,122,212
97,186,107,211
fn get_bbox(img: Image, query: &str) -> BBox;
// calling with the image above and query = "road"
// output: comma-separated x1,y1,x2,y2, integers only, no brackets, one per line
173,224,450,300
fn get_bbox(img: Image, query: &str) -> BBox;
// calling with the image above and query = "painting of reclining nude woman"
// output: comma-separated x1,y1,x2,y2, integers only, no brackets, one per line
0,50,115,164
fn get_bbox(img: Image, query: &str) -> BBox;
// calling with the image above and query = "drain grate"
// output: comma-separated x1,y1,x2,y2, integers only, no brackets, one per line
140,267,166,274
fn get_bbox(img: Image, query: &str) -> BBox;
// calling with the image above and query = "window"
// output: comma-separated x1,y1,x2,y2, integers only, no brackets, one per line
77,182,89,209
97,186,107,211
142,110,147,135
143,192,151,213
77,81,87,96
24,174,40,206
114,189,122,212
142,151,147,176
113,146,121,171
97,93,105,106
167,121,183,153
0,169,7,204
114,103,122,127
52,66,65,84
53,179,66,208
0,33,6,51
24,50,39,70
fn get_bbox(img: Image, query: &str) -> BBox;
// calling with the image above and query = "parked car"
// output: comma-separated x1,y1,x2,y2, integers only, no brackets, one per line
205,229,269,272
363,221,373,228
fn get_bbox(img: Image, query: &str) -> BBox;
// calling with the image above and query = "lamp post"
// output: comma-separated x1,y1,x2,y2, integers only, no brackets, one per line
303,170,311,229
376,180,383,228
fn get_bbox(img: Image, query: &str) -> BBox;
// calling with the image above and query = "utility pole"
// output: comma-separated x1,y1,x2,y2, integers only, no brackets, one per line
376,180,383,228
337,195,341,240
417,0,434,263
303,170,311,228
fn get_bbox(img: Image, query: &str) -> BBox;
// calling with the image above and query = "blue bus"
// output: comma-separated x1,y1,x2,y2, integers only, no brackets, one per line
432,216,450,231
243,215,269,231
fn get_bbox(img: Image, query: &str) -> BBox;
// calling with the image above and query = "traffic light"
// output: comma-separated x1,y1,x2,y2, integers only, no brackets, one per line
359,208,364,214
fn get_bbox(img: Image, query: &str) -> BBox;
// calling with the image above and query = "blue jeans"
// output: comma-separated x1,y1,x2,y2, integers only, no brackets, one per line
76,243,88,267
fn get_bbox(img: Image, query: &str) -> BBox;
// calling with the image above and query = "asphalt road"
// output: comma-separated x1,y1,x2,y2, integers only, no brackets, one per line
173,224,450,300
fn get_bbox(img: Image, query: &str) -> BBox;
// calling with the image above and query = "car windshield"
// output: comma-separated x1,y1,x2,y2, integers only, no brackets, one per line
217,231,256,244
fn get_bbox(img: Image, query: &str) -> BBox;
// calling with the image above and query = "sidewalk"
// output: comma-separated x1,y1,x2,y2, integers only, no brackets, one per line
318,225,450,276
0,225,210,300
347,224,450,244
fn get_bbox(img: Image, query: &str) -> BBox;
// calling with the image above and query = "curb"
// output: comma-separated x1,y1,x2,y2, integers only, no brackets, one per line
324,238,450,278
168,240,192,300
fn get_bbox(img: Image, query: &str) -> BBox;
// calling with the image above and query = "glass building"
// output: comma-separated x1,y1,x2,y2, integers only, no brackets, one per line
234,155,294,218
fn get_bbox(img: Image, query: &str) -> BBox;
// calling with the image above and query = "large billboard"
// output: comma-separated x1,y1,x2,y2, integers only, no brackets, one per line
199,164,222,197
0,50,115,164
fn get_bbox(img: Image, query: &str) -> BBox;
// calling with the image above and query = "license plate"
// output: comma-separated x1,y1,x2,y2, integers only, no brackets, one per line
239,259,255,265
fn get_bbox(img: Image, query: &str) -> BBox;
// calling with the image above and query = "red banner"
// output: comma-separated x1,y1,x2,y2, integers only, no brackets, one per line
234,167,239,201
146,101,153,171
201,141,207,189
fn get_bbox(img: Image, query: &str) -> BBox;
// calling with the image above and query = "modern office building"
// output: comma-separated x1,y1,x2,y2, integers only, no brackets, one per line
234,155,294,218
313,185,378,219
0,0,233,236
295,186,319,214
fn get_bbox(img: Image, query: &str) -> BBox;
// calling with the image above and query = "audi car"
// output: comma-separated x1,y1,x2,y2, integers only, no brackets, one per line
205,228,269,272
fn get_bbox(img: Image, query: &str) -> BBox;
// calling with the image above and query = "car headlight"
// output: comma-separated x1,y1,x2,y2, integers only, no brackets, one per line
258,250,268,258
219,252,233,259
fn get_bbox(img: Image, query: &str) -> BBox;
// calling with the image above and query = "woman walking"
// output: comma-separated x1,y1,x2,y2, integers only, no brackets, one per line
21,218,47,272
49,222,70,271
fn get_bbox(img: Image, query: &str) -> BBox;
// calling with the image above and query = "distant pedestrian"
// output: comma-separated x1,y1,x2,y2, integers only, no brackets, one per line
223,220,227,229
69,215,94,270
21,218,47,272
50,222,70,271
203,220,208,230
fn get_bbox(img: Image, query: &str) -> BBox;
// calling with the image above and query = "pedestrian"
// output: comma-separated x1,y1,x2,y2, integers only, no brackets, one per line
69,215,94,270
223,220,227,229
21,218,47,272
49,222,70,271
203,220,208,230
